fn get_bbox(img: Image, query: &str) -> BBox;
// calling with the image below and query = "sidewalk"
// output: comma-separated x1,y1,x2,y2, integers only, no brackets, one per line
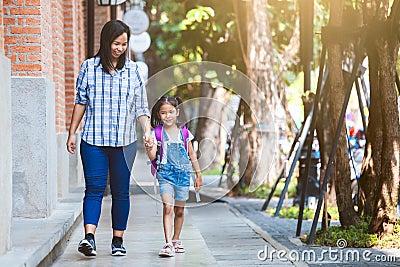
202,188,400,267
51,150,296,266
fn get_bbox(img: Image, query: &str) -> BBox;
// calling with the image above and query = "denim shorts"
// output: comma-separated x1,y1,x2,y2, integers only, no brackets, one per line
158,163,190,201
159,180,190,201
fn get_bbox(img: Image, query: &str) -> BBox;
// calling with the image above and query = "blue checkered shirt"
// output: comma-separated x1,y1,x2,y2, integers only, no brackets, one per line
75,56,150,147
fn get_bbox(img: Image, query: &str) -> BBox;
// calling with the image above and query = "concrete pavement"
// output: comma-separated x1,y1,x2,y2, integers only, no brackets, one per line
4,149,399,266
51,150,295,266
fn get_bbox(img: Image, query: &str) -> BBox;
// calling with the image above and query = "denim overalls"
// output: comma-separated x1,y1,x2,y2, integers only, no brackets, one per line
157,129,192,200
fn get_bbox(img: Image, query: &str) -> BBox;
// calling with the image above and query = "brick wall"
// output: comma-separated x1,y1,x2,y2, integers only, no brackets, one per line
52,0,65,132
0,0,4,55
4,0,48,77
94,6,110,54
64,0,86,129
3,1,117,132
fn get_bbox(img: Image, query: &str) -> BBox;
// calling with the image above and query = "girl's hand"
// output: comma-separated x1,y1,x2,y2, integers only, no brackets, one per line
194,174,202,192
66,134,77,154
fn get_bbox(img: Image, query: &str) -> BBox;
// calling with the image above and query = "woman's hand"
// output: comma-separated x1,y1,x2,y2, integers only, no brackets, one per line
66,134,77,154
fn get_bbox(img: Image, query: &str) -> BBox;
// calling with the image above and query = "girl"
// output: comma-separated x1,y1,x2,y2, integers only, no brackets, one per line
66,20,151,257
144,96,202,257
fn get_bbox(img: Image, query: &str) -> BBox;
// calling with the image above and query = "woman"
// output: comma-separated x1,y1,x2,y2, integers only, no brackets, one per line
66,20,151,257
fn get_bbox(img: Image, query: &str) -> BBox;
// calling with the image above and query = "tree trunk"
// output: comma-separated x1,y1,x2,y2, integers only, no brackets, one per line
360,0,400,235
359,34,382,218
328,0,359,227
316,77,336,204
240,0,278,191
194,83,231,170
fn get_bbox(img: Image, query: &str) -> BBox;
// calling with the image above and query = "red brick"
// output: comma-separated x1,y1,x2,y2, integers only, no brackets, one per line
26,54,41,62
25,0,40,6
3,0,16,5
26,17,41,25
25,36,40,43
10,26,41,34
4,36,17,44
7,54,16,62
3,18,16,25
11,46,41,53
10,8,40,15
12,63,41,71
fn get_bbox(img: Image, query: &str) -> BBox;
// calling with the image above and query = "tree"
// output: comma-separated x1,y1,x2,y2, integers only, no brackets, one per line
228,0,305,192
359,0,400,235
326,0,360,227
146,1,242,170
228,0,279,192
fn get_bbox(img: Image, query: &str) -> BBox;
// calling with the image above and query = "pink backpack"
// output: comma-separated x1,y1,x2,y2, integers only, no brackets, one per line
150,125,190,177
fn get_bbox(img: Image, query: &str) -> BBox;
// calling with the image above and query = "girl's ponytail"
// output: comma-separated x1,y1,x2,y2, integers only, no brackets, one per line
175,96,183,105
174,96,187,127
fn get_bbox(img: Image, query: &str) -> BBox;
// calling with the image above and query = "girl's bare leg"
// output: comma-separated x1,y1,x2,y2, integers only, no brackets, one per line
172,200,186,240
161,193,175,243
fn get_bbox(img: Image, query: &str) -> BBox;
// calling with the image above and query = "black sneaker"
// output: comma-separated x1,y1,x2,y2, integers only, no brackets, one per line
78,238,97,256
111,238,126,256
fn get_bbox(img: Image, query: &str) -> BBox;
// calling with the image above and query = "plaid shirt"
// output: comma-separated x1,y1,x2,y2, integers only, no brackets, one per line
75,56,150,147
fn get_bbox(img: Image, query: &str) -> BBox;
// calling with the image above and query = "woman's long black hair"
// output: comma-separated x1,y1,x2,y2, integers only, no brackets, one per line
150,96,187,128
95,20,130,74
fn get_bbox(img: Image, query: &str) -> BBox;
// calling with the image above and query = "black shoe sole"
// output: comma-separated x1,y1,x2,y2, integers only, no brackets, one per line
78,242,97,256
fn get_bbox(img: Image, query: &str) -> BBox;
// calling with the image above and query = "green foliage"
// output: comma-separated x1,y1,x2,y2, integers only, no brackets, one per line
202,166,222,175
238,180,297,199
268,206,315,219
267,205,340,221
148,0,241,67
267,0,297,53
302,218,378,248
302,218,400,248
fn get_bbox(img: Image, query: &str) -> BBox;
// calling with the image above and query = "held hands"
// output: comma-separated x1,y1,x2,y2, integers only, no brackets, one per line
143,134,154,150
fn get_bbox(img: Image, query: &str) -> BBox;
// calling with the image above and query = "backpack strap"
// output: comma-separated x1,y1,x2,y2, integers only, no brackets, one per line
180,125,201,202
152,125,163,215
151,125,163,176
154,125,163,142
181,125,190,151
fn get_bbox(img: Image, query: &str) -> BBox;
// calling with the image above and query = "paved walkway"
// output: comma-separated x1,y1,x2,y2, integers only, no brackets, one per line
224,197,400,267
51,151,400,266
52,151,295,266
52,193,218,266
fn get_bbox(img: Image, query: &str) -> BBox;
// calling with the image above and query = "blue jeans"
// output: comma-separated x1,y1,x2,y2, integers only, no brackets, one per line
80,140,136,231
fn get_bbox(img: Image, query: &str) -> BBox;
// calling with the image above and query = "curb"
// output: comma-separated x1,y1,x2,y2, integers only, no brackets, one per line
0,192,83,267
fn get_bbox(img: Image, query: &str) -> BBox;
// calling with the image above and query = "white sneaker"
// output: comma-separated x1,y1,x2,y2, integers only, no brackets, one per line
158,243,175,257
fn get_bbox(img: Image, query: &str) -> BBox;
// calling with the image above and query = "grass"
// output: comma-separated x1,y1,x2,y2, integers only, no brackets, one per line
267,205,340,221
202,166,223,175
238,180,298,199
300,217,400,249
